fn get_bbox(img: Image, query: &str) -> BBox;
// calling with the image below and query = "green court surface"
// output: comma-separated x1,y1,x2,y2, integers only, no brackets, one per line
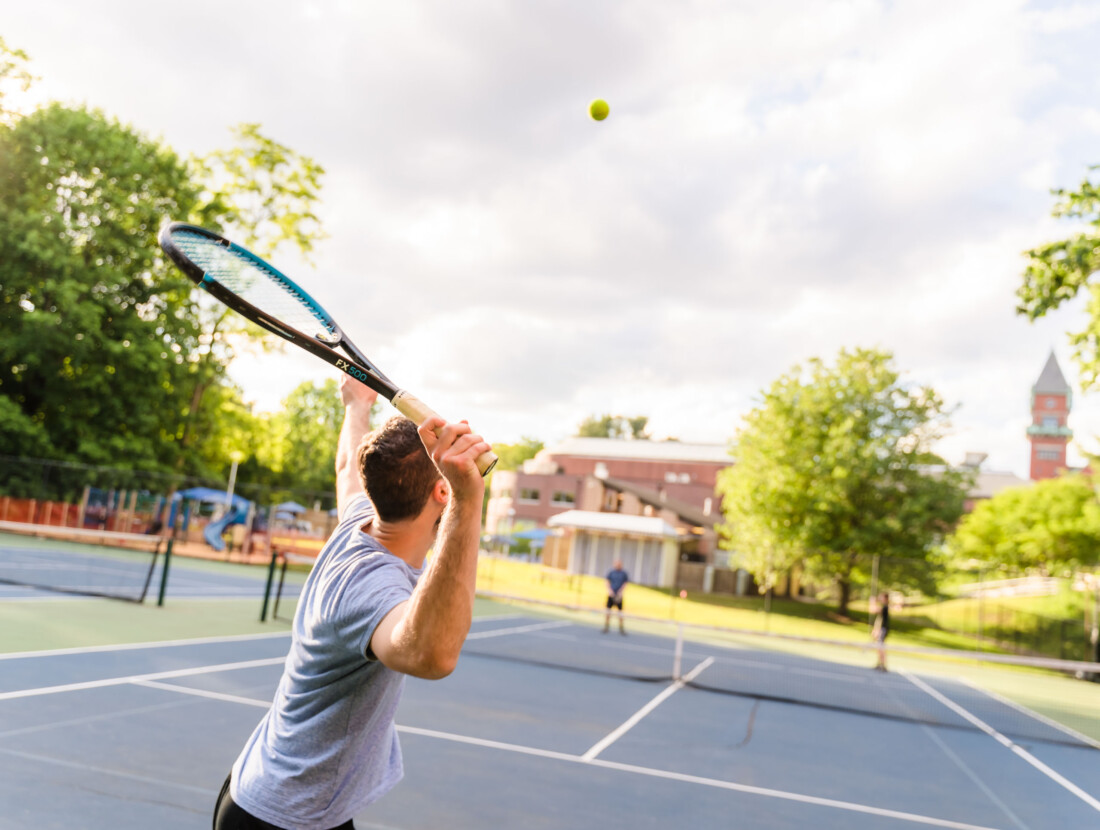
0,598,275,653
0,594,507,655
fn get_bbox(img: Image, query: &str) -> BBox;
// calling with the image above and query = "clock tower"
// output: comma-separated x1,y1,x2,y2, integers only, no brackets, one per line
1027,352,1072,480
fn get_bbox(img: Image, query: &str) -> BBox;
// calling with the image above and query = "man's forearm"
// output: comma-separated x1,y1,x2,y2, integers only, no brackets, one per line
393,495,482,675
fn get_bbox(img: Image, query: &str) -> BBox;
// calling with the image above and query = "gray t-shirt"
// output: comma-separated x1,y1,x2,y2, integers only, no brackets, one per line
231,495,421,828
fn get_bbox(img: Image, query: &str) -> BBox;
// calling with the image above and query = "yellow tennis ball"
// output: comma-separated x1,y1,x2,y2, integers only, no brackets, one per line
589,98,610,121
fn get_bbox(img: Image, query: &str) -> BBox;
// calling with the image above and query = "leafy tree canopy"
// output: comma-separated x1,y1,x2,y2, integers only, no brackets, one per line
576,414,650,439
1019,167,1100,387
194,122,326,261
0,103,206,468
0,39,327,492
949,474,1100,577
489,437,545,472
717,348,968,615
0,35,36,125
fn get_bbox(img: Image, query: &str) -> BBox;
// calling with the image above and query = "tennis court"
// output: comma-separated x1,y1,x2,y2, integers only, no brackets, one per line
1,595,1097,830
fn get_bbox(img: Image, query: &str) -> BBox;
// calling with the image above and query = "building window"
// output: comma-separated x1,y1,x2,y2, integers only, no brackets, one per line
551,490,575,506
664,471,678,483
518,488,541,503
679,473,691,483
1042,416,1059,429
1037,449,1061,461
496,488,513,499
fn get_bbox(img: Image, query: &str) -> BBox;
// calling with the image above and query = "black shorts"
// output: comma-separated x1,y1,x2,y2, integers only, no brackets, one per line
214,774,355,830
606,596,623,610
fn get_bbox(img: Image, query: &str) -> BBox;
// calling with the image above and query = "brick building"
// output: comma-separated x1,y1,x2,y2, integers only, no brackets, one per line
485,437,731,587
486,353,1083,590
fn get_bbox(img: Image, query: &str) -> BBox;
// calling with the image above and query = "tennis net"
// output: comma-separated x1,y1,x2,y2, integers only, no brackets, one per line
467,593,1100,751
0,520,164,602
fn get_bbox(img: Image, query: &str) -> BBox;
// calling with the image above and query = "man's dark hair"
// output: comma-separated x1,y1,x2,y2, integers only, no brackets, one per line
358,416,441,522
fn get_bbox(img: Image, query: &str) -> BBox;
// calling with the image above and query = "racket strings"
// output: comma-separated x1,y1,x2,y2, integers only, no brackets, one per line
171,231,338,341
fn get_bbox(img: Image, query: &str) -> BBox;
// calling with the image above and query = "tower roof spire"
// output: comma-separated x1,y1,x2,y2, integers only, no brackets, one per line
1033,351,1070,395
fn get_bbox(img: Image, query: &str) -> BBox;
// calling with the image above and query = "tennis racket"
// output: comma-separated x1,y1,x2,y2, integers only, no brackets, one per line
158,222,498,476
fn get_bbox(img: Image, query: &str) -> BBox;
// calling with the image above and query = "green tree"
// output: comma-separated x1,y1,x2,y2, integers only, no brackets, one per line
949,475,1100,577
194,122,326,261
0,103,206,471
576,414,650,439
717,348,968,616
246,380,384,507
489,437,544,472
169,122,328,474
1019,167,1100,387
0,36,36,125
0,40,327,494
270,379,347,500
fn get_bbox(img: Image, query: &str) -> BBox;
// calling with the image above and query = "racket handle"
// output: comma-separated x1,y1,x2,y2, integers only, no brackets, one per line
391,391,499,477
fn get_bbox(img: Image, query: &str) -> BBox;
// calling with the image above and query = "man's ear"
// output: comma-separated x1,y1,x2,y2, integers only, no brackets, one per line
431,478,450,505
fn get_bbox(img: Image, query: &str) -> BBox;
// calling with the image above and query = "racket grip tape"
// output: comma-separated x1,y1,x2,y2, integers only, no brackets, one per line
391,391,498,477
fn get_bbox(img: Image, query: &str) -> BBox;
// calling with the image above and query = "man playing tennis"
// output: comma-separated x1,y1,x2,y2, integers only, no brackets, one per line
214,375,490,830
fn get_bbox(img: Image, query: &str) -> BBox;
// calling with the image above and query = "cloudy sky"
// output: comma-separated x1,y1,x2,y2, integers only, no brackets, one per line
5,0,1100,477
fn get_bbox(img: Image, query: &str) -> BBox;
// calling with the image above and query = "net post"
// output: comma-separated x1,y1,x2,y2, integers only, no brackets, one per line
157,502,187,607
673,622,684,680
156,537,173,607
273,555,291,620
260,547,279,622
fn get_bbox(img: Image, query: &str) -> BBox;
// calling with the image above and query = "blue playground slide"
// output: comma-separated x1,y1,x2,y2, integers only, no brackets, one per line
203,503,249,552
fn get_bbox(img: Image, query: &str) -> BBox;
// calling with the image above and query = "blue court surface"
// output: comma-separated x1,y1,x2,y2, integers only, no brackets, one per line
1,609,1098,830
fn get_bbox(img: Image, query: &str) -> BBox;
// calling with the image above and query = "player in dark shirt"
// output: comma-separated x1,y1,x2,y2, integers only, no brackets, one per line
603,560,629,635
872,592,890,671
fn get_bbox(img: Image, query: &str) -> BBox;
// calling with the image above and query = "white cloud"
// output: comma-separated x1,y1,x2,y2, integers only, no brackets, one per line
4,0,1100,479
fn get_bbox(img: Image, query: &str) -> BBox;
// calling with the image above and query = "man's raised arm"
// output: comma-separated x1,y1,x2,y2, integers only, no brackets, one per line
335,375,378,517
369,418,489,679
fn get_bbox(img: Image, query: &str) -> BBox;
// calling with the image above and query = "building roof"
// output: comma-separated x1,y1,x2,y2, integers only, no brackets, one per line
1034,352,1070,395
599,476,717,528
543,436,732,464
968,470,1031,500
546,510,683,538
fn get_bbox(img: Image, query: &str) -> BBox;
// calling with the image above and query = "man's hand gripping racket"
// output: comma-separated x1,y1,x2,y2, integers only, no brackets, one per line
159,222,498,476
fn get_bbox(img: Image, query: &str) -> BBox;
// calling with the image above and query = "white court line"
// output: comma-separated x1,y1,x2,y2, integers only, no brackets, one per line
582,657,714,761
132,679,272,709
0,656,286,702
920,726,1032,830
956,676,1100,751
901,670,1100,814
0,630,291,661
464,620,572,640
397,724,1002,830
120,669,1001,830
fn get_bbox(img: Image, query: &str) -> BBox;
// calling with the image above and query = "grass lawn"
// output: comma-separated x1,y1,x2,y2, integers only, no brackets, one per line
476,555,999,651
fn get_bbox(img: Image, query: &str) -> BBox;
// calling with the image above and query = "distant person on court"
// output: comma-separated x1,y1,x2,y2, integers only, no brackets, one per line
872,591,890,671
214,374,490,830
603,559,629,634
